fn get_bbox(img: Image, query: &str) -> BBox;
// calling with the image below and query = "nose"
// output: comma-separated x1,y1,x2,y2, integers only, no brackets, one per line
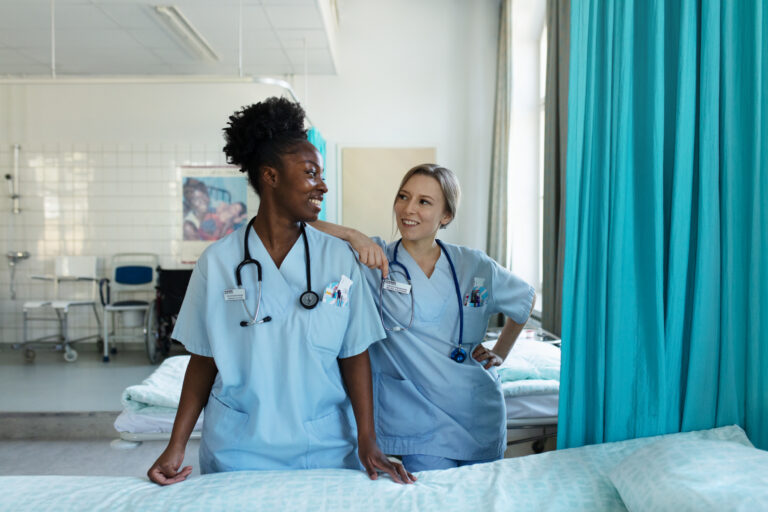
404,198,418,214
317,178,328,193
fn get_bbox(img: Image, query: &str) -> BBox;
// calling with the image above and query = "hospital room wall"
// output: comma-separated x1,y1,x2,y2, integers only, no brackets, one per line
0,0,500,347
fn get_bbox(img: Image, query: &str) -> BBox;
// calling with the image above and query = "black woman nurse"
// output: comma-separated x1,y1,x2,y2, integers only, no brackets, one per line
147,97,414,484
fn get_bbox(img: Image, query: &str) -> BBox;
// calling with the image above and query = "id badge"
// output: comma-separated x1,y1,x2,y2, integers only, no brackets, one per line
382,278,411,294
224,288,246,301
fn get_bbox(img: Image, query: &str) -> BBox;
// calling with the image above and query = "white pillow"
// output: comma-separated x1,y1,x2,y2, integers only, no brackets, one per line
488,338,561,382
609,436,768,511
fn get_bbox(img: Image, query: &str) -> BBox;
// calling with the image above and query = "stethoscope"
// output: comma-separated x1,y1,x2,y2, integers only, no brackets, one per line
236,217,319,327
380,239,467,363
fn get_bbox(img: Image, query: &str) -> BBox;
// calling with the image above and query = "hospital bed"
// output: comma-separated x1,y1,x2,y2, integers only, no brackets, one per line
113,356,201,447
483,328,561,452
6,426,767,511
114,333,561,449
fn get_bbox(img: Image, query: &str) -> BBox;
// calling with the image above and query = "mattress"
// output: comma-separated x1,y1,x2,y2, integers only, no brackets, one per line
505,391,559,420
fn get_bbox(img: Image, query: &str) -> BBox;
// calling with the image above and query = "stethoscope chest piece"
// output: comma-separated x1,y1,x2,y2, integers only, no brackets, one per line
300,290,319,309
450,346,467,363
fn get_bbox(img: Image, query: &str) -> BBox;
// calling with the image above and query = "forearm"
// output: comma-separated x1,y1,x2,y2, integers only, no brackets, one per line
310,220,362,242
492,293,536,360
168,354,218,450
338,350,376,442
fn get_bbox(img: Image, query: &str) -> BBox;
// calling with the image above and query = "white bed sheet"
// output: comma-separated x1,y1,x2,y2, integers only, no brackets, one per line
505,392,559,419
114,410,203,434
2,426,754,512
503,379,559,420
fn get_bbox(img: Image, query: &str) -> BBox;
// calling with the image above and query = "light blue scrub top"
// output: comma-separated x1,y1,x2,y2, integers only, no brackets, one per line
172,224,385,474
365,238,535,461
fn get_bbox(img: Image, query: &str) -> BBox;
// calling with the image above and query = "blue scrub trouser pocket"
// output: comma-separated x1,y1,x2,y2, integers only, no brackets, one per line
201,392,250,473
303,407,359,470
375,373,436,441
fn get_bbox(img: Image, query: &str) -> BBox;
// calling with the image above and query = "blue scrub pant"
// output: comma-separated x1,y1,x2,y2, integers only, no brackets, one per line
401,454,501,472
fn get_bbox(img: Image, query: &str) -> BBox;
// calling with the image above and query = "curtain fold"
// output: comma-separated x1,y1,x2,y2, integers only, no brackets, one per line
542,0,570,336
486,0,512,268
559,0,767,450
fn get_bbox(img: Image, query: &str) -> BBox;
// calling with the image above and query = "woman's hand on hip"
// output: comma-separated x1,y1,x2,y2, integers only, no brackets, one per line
147,445,192,485
358,437,416,484
472,345,503,369
350,233,389,278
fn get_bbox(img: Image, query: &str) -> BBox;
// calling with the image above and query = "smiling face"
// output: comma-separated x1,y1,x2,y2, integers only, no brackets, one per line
267,140,327,223
393,173,452,243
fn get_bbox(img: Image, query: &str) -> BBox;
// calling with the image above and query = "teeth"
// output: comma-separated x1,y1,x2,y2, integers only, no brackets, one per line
401,220,418,226
310,199,322,206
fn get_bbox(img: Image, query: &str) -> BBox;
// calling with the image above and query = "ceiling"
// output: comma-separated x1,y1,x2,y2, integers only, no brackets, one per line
0,0,338,77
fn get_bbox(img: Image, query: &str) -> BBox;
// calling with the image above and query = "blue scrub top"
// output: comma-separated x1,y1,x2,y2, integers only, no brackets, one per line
365,237,535,461
172,224,385,474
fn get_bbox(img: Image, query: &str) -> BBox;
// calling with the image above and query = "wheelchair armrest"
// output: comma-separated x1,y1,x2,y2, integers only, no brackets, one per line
57,276,98,282
99,278,111,306
30,274,55,281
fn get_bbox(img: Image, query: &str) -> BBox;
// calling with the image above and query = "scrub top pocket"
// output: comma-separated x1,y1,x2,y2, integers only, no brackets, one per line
202,392,250,471
469,378,505,446
462,306,490,343
303,407,359,469
308,302,348,356
374,373,437,441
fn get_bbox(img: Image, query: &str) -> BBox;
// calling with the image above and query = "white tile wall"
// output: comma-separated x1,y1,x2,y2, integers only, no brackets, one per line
0,143,229,346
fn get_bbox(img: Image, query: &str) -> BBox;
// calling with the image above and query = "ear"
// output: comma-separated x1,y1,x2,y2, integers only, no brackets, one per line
440,212,453,227
261,166,279,189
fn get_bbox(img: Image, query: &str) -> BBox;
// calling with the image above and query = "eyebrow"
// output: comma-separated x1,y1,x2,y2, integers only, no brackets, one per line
399,189,434,201
303,159,323,170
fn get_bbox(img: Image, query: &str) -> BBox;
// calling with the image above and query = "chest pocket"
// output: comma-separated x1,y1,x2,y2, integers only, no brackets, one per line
462,306,490,344
308,302,349,356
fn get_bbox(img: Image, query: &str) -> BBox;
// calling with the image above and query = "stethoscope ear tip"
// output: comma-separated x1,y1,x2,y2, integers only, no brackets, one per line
240,320,249,327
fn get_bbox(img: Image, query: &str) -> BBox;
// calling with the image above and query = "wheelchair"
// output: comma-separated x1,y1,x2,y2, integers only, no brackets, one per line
145,267,193,363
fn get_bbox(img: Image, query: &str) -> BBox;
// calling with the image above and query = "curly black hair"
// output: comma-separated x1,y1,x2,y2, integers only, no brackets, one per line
223,96,308,194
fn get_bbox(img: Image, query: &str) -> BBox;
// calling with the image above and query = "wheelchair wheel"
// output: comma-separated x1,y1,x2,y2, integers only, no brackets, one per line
64,347,78,363
145,300,161,364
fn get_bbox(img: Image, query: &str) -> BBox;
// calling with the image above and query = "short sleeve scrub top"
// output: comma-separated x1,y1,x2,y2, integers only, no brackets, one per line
173,224,385,473
364,238,535,461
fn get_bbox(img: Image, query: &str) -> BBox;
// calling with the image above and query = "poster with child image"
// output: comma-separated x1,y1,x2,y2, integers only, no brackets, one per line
181,166,255,263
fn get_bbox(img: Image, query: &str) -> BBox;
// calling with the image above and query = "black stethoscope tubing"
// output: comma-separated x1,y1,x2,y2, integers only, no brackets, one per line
237,217,319,327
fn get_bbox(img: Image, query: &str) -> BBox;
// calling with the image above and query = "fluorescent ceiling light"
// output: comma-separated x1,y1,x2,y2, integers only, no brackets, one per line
154,5,219,62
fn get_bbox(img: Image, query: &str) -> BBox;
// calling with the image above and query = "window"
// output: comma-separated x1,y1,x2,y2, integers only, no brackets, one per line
507,0,546,315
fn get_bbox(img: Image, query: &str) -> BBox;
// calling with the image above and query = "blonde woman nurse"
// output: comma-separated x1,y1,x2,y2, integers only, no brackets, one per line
312,164,535,472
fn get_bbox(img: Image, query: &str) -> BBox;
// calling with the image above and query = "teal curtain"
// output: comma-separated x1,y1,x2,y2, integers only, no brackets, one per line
559,0,767,450
308,127,327,221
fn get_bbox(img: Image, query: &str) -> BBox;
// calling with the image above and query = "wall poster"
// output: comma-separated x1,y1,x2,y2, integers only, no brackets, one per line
181,165,256,263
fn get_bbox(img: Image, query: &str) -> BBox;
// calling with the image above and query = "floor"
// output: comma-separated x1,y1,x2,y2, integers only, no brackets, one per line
0,439,201,478
0,344,180,412
0,343,198,479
